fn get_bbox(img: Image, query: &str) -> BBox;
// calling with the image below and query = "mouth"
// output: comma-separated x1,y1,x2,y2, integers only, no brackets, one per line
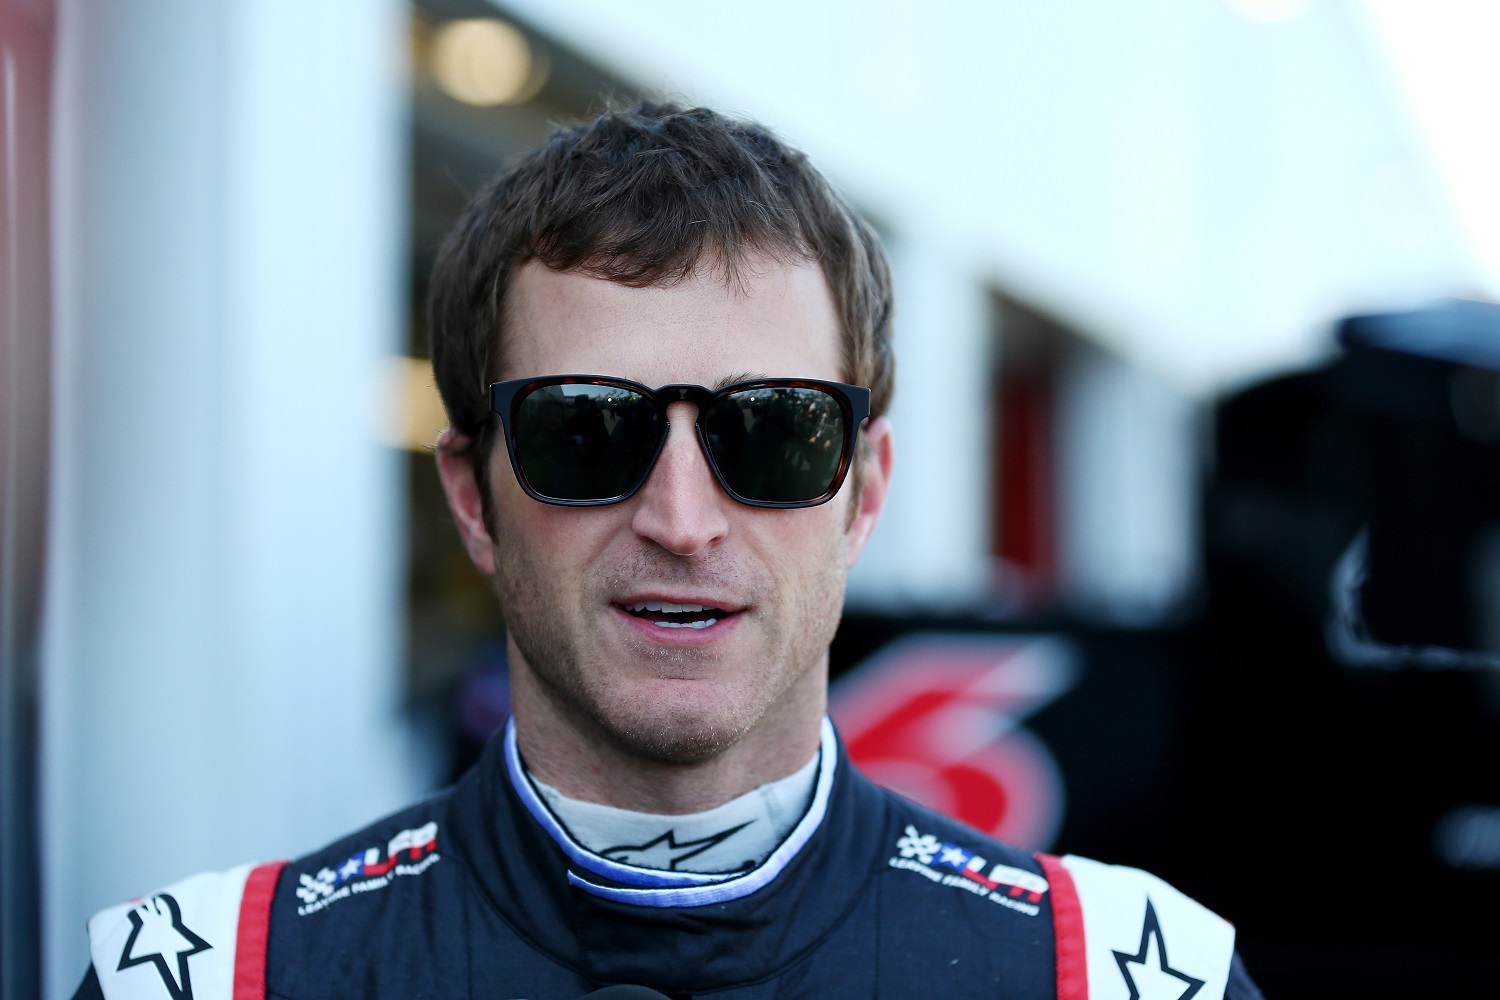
618,600,737,631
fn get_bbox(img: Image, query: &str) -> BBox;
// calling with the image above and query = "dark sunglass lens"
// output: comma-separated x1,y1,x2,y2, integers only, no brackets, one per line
513,384,660,501
704,387,848,503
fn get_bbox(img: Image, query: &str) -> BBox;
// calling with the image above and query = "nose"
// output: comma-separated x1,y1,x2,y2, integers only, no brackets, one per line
629,401,730,556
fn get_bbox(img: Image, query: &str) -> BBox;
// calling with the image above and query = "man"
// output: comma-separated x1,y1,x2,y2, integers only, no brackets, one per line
77,103,1262,999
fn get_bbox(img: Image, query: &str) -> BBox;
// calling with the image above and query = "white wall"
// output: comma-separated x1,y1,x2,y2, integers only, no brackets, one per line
42,2,416,994
848,233,993,604
495,0,1470,396
1055,346,1203,623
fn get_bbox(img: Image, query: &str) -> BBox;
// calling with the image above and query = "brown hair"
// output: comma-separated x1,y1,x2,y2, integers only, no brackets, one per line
427,102,894,499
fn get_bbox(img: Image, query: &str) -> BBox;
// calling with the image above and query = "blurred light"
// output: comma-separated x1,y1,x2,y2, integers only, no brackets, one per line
382,356,449,452
1225,0,1312,22
1365,159,1440,249
1364,0,1500,295
431,18,542,107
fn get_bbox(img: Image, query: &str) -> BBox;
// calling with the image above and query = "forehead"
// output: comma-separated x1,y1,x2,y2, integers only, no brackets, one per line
502,256,844,387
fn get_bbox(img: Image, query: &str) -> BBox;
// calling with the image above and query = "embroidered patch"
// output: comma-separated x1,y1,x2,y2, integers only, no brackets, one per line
888,824,1049,916
115,893,213,1000
1113,900,1206,1000
90,865,260,1000
1059,854,1235,1000
295,821,440,916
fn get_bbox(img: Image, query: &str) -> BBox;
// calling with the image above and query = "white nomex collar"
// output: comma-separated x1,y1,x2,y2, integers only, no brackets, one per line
504,717,838,907
533,751,818,875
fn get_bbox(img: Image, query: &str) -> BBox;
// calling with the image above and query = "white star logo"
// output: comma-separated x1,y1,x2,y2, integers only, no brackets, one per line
338,856,363,880
937,845,970,866
116,894,212,1000
1112,900,1205,1000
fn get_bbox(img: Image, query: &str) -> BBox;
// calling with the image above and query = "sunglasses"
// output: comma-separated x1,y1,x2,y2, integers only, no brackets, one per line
489,375,871,508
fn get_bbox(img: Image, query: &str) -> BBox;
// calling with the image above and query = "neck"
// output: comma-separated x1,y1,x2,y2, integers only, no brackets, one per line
508,643,827,814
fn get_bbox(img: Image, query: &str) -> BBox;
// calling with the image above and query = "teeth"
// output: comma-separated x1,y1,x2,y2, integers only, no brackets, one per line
652,618,720,630
625,601,708,613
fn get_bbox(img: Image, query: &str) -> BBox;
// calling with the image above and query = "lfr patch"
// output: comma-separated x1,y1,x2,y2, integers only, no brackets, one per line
889,825,1049,916
295,821,441,916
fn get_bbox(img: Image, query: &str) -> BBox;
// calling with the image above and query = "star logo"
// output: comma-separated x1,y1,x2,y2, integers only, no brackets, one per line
116,893,212,1000
602,822,753,871
1112,900,1205,1000
937,845,971,867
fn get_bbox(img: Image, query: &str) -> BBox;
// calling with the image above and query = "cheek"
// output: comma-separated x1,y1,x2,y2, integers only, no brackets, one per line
489,488,628,597
754,509,851,609
489,512,605,656
781,542,850,662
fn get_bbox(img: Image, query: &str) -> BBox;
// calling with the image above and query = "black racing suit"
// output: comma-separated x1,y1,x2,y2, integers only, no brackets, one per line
77,724,1263,999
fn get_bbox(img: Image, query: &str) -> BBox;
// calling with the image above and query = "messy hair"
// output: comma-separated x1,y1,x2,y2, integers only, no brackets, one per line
427,102,894,502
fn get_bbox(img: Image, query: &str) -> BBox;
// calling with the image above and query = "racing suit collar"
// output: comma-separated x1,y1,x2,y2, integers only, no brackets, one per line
526,744,820,876
504,716,838,905
445,716,890,992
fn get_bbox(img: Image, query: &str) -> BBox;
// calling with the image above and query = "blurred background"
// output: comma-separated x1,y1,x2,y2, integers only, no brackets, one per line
4,0,1499,996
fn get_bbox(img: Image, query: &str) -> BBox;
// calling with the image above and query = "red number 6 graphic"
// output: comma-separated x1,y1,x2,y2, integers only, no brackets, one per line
830,634,1075,850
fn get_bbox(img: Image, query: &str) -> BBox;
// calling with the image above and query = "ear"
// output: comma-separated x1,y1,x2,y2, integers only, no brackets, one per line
845,417,894,567
435,428,498,576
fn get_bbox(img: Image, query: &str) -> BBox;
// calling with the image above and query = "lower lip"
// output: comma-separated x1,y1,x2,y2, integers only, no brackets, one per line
609,606,742,646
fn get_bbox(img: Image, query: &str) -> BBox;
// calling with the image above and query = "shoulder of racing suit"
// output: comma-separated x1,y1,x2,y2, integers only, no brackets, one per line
81,760,1258,999
83,793,455,1000
879,793,1249,1000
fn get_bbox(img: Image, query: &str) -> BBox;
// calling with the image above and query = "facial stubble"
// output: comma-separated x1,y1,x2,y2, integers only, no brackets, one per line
489,520,848,767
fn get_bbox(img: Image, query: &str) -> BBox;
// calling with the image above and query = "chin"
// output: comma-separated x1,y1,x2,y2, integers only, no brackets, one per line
593,696,754,765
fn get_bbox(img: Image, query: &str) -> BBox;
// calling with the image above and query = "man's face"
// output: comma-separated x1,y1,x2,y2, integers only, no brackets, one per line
439,255,891,770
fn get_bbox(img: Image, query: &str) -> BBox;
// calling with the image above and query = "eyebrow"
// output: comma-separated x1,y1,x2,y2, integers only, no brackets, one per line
713,371,768,389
